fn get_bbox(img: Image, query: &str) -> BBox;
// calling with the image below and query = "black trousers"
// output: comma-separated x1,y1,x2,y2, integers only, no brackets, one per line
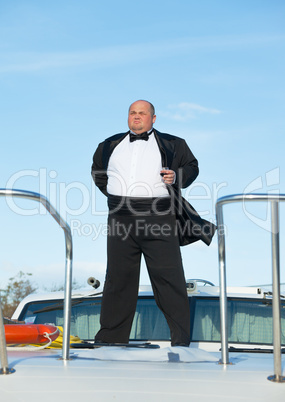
95,199,190,346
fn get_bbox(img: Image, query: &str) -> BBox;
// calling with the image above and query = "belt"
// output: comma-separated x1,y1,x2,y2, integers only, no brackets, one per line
107,194,173,216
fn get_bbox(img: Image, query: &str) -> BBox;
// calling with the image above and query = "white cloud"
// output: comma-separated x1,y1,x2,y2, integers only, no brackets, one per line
160,102,222,121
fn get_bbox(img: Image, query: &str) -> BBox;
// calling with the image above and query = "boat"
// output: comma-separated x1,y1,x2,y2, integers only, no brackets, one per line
0,188,285,401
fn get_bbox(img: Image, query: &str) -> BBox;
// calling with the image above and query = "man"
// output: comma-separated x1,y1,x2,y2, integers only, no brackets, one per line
91,100,215,346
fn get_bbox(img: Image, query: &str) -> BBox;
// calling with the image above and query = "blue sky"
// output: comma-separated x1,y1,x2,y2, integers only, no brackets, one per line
0,0,285,292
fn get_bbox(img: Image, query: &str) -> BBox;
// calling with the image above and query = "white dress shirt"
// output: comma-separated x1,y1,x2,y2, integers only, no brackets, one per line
107,132,169,197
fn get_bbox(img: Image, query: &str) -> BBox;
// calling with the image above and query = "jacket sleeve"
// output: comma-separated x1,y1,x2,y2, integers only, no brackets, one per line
91,142,108,196
173,139,199,189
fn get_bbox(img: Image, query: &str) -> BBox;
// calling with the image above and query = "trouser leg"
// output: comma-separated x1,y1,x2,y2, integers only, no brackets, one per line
95,216,141,343
141,214,190,346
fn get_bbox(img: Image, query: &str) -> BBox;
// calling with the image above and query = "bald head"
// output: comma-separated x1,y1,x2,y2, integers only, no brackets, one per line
128,100,156,134
129,100,155,116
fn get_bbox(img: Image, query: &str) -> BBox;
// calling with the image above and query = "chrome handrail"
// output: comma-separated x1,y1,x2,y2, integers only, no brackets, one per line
216,193,285,382
0,189,73,373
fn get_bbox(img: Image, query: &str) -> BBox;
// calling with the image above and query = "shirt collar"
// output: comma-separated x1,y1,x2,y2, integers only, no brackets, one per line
129,128,154,135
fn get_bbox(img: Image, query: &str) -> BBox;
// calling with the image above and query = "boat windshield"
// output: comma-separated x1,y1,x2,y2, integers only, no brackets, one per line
191,297,285,345
18,296,285,345
18,296,171,341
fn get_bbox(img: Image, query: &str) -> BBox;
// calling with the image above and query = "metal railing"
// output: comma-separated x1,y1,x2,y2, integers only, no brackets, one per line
0,189,73,375
216,193,285,383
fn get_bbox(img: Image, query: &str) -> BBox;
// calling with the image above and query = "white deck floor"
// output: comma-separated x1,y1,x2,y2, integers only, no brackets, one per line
1,346,284,402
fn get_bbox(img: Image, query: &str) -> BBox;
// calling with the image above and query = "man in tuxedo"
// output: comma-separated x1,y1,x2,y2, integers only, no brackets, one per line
91,100,214,346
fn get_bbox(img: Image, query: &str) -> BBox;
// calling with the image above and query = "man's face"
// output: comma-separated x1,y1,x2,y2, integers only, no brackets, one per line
128,101,156,134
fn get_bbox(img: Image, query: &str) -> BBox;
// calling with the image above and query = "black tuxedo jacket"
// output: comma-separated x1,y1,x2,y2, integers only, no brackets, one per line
91,129,216,246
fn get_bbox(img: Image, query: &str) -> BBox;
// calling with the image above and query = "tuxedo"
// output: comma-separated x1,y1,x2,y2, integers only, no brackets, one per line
91,129,216,346
92,129,216,246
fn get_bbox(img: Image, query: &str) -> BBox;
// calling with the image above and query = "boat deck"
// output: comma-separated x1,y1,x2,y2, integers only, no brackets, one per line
1,346,284,402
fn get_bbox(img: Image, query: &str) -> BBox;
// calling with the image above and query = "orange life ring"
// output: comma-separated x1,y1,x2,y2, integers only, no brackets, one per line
4,324,60,344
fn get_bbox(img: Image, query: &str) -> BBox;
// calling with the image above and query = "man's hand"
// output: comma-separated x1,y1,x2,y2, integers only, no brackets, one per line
161,169,176,185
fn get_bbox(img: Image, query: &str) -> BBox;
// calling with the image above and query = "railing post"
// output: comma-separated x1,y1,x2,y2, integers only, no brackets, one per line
39,195,73,361
0,296,15,375
62,232,73,361
216,203,229,365
268,201,285,382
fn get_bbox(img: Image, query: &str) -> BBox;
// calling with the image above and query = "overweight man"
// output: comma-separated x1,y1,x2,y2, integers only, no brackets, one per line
91,100,215,346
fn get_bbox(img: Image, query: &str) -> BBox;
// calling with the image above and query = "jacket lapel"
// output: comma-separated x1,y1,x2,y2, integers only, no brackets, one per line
154,130,176,168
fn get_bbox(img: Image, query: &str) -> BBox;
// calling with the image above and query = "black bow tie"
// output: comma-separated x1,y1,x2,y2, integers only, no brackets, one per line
129,130,153,142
